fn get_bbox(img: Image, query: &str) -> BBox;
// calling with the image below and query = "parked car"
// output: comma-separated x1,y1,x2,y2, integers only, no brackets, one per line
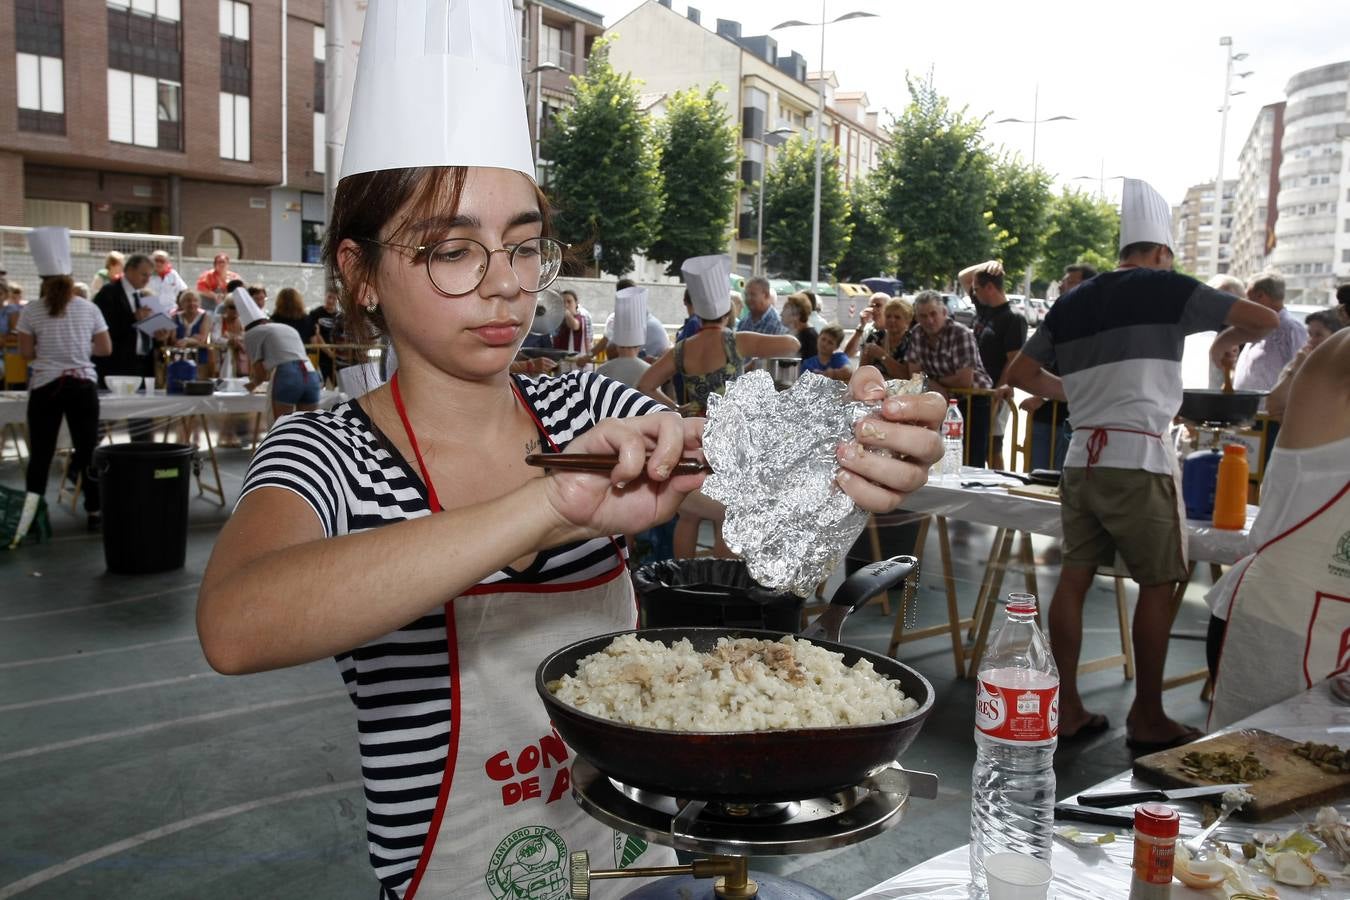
939,292,977,328
1027,298,1049,325
1006,293,1032,324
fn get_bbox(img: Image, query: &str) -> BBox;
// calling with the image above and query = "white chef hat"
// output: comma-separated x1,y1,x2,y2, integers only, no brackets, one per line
232,286,268,326
27,227,72,277
339,0,534,181
612,287,648,347
681,255,732,320
1119,178,1175,251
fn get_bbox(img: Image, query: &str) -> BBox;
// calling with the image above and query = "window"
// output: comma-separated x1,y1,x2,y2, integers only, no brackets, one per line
106,0,181,149
218,2,251,161
1342,249,1350,263
196,226,240,259
220,92,250,161
313,25,325,173
540,23,573,70
16,0,65,133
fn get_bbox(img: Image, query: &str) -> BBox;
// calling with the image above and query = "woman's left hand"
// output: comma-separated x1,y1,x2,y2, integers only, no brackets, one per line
835,366,945,513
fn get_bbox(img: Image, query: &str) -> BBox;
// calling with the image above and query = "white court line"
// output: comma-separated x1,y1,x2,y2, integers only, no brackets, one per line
0,671,219,713
0,635,200,669
0,690,347,763
0,779,362,898
0,584,199,622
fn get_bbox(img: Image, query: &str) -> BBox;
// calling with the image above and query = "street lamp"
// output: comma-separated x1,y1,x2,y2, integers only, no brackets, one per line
527,62,565,173
756,127,796,276
1212,37,1252,278
773,5,879,293
993,84,1076,296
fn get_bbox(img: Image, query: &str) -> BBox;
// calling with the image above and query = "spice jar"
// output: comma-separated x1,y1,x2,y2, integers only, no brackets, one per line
1130,802,1179,900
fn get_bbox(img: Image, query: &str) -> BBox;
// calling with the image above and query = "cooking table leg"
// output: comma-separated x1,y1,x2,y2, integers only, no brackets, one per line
966,527,1015,675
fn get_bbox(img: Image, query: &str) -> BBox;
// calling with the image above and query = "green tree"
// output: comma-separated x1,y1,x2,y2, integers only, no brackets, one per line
544,37,662,277
646,87,740,275
835,173,896,281
986,153,1053,286
758,135,851,280
877,79,994,288
1039,188,1120,285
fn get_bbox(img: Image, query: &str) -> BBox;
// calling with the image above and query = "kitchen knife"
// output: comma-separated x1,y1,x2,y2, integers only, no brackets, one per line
1076,783,1251,808
1054,803,1134,828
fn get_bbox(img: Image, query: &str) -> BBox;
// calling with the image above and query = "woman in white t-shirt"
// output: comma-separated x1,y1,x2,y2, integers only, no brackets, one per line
13,274,112,538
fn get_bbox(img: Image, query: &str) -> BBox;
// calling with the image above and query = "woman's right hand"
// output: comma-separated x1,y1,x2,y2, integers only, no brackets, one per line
541,414,707,542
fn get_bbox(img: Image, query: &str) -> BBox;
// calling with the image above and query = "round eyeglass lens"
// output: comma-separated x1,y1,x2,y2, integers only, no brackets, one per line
426,237,562,295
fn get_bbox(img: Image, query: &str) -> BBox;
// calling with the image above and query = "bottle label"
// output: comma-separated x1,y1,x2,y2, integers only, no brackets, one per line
1133,837,1175,885
942,420,963,440
975,679,1059,744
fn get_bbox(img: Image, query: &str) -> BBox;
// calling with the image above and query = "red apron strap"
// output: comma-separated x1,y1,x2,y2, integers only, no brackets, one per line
390,371,444,513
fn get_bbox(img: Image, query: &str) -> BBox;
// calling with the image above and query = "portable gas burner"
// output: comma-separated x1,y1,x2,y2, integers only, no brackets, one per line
565,755,939,899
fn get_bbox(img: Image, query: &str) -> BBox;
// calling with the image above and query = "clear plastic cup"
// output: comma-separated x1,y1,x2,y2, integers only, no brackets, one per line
985,852,1053,900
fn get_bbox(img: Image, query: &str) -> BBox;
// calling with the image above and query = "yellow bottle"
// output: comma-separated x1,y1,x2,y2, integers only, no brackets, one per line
1211,444,1249,530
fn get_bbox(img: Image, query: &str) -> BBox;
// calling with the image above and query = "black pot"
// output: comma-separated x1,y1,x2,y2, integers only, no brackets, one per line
183,380,215,396
1178,389,1263,426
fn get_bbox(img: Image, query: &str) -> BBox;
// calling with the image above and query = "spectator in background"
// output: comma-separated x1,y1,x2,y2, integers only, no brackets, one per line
675,290,701,342
1265,310,1343,420
307,290,341,385
148,250,189,313
553,288,592,355
72,282,89,299
843,291,889,357
1,282,23,334
781,292,818,360
1059,263,1097,295
905,291,991,396
962,260,1027,470
1337,283,1349,327
802,290,829,332
737,277,789,335
800,324,853,382
1224,271,1306,394
271,287,316,344
90,250,124,294
196,253,240,302
247,284,268,314
859,297,914,379
172,289,212,368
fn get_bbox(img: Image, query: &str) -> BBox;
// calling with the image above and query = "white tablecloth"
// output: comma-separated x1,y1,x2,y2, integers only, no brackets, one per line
901,468,1256,566
0,389,343,426
850,682,1349,899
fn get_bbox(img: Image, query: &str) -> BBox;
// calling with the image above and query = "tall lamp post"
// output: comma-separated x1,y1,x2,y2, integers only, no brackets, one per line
527,62,565,175
756,127,796,276
1213,37,1252,278
773,5,878,293
994,85,1076,296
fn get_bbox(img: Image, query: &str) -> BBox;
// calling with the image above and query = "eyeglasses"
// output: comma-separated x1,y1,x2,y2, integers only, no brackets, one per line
360,236,566,297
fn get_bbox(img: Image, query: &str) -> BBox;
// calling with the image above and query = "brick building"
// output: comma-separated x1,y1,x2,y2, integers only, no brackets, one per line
1,0,602,263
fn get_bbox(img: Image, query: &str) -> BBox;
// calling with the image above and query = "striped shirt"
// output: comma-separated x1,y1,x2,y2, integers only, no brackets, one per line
16,297,109,389
238,372,664,898
1022,268,1236,474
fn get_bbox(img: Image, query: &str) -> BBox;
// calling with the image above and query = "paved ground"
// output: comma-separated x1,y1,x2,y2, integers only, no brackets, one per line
0,445,1216,899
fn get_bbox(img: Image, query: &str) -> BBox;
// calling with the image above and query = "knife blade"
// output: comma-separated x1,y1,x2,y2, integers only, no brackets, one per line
1054,803,1134,828
1076,783,1251,808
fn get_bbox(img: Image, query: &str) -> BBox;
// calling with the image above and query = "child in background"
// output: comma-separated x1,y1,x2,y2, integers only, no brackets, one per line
800,324,853,381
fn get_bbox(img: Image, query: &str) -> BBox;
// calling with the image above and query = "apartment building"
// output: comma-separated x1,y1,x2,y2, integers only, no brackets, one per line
605,0,890,276
2,0,601,262
1229,101,1284,279
1267,60,1350,304
1172,179,1236,279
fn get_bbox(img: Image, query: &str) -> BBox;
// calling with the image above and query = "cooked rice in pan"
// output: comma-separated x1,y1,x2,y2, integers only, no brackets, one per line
547,634,918,732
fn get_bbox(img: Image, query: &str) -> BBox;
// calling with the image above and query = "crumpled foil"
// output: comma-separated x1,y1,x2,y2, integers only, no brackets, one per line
701,371,926,598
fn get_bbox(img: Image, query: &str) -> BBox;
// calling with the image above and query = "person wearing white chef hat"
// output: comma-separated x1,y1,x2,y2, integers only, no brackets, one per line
229,286,323,418
638,254,800,415
596,285,652,388
1004,177,1279,754
9,227,112,546
198,5,945,895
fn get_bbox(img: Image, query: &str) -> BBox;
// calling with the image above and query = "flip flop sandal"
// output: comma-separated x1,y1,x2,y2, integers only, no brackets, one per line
1125,726,1204,756
1059,713,1110,743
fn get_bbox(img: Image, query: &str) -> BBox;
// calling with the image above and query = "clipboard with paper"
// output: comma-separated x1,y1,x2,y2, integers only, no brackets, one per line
134,312,176,336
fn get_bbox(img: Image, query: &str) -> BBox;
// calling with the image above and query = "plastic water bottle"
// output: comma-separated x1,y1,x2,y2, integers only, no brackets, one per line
941,399,964,482
970,592,1059,899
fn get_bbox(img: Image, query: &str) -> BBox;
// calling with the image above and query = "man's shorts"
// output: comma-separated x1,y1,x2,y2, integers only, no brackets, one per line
1060,467,1187,586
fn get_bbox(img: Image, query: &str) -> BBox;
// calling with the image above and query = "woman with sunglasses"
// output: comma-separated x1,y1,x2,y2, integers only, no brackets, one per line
196,3,945,897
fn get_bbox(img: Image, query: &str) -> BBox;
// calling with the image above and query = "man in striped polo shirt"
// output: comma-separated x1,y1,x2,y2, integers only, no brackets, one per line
1005,178,1277,753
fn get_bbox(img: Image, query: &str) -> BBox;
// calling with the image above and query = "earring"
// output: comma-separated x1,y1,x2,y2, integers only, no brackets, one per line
366,295,379,313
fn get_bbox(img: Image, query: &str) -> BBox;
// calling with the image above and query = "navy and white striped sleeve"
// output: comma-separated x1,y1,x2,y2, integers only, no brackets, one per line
237,413,344,537
579,371,667,422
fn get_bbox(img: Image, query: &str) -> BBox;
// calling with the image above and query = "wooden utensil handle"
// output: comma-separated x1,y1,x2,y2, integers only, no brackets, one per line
524,453,711,476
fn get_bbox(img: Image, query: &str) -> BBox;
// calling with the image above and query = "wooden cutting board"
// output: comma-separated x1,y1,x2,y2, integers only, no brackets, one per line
1132,729,1350,822
1006,484,1060,503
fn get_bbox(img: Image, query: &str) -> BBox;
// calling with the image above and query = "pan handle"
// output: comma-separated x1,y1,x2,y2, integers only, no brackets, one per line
800,555,917,643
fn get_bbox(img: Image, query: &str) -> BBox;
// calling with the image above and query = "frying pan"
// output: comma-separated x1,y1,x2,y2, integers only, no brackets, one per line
1178,389,1264,426
536,556,934,802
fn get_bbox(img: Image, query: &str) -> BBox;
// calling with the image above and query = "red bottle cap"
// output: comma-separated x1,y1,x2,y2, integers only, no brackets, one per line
1006,592,1038,614
1223,444,1247,457
1134,802,1180,838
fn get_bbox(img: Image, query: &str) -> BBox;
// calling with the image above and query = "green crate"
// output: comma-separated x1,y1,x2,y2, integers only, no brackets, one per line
0,485,51,548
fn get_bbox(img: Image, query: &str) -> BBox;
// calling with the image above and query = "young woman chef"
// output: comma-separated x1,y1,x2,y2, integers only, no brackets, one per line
196,2,945,897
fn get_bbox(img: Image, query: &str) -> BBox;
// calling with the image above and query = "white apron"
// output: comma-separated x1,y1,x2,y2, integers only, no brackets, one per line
1210,480,1350,729
390,374,674,900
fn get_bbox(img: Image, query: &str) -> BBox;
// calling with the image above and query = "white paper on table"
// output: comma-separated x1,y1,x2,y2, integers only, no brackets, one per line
134,312,176,336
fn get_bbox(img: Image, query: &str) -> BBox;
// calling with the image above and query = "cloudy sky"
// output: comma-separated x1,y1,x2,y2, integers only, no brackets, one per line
586,0,1350,207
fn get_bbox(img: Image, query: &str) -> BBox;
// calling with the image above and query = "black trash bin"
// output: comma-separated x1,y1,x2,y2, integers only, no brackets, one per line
633,559,804,631
94,443,195,574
